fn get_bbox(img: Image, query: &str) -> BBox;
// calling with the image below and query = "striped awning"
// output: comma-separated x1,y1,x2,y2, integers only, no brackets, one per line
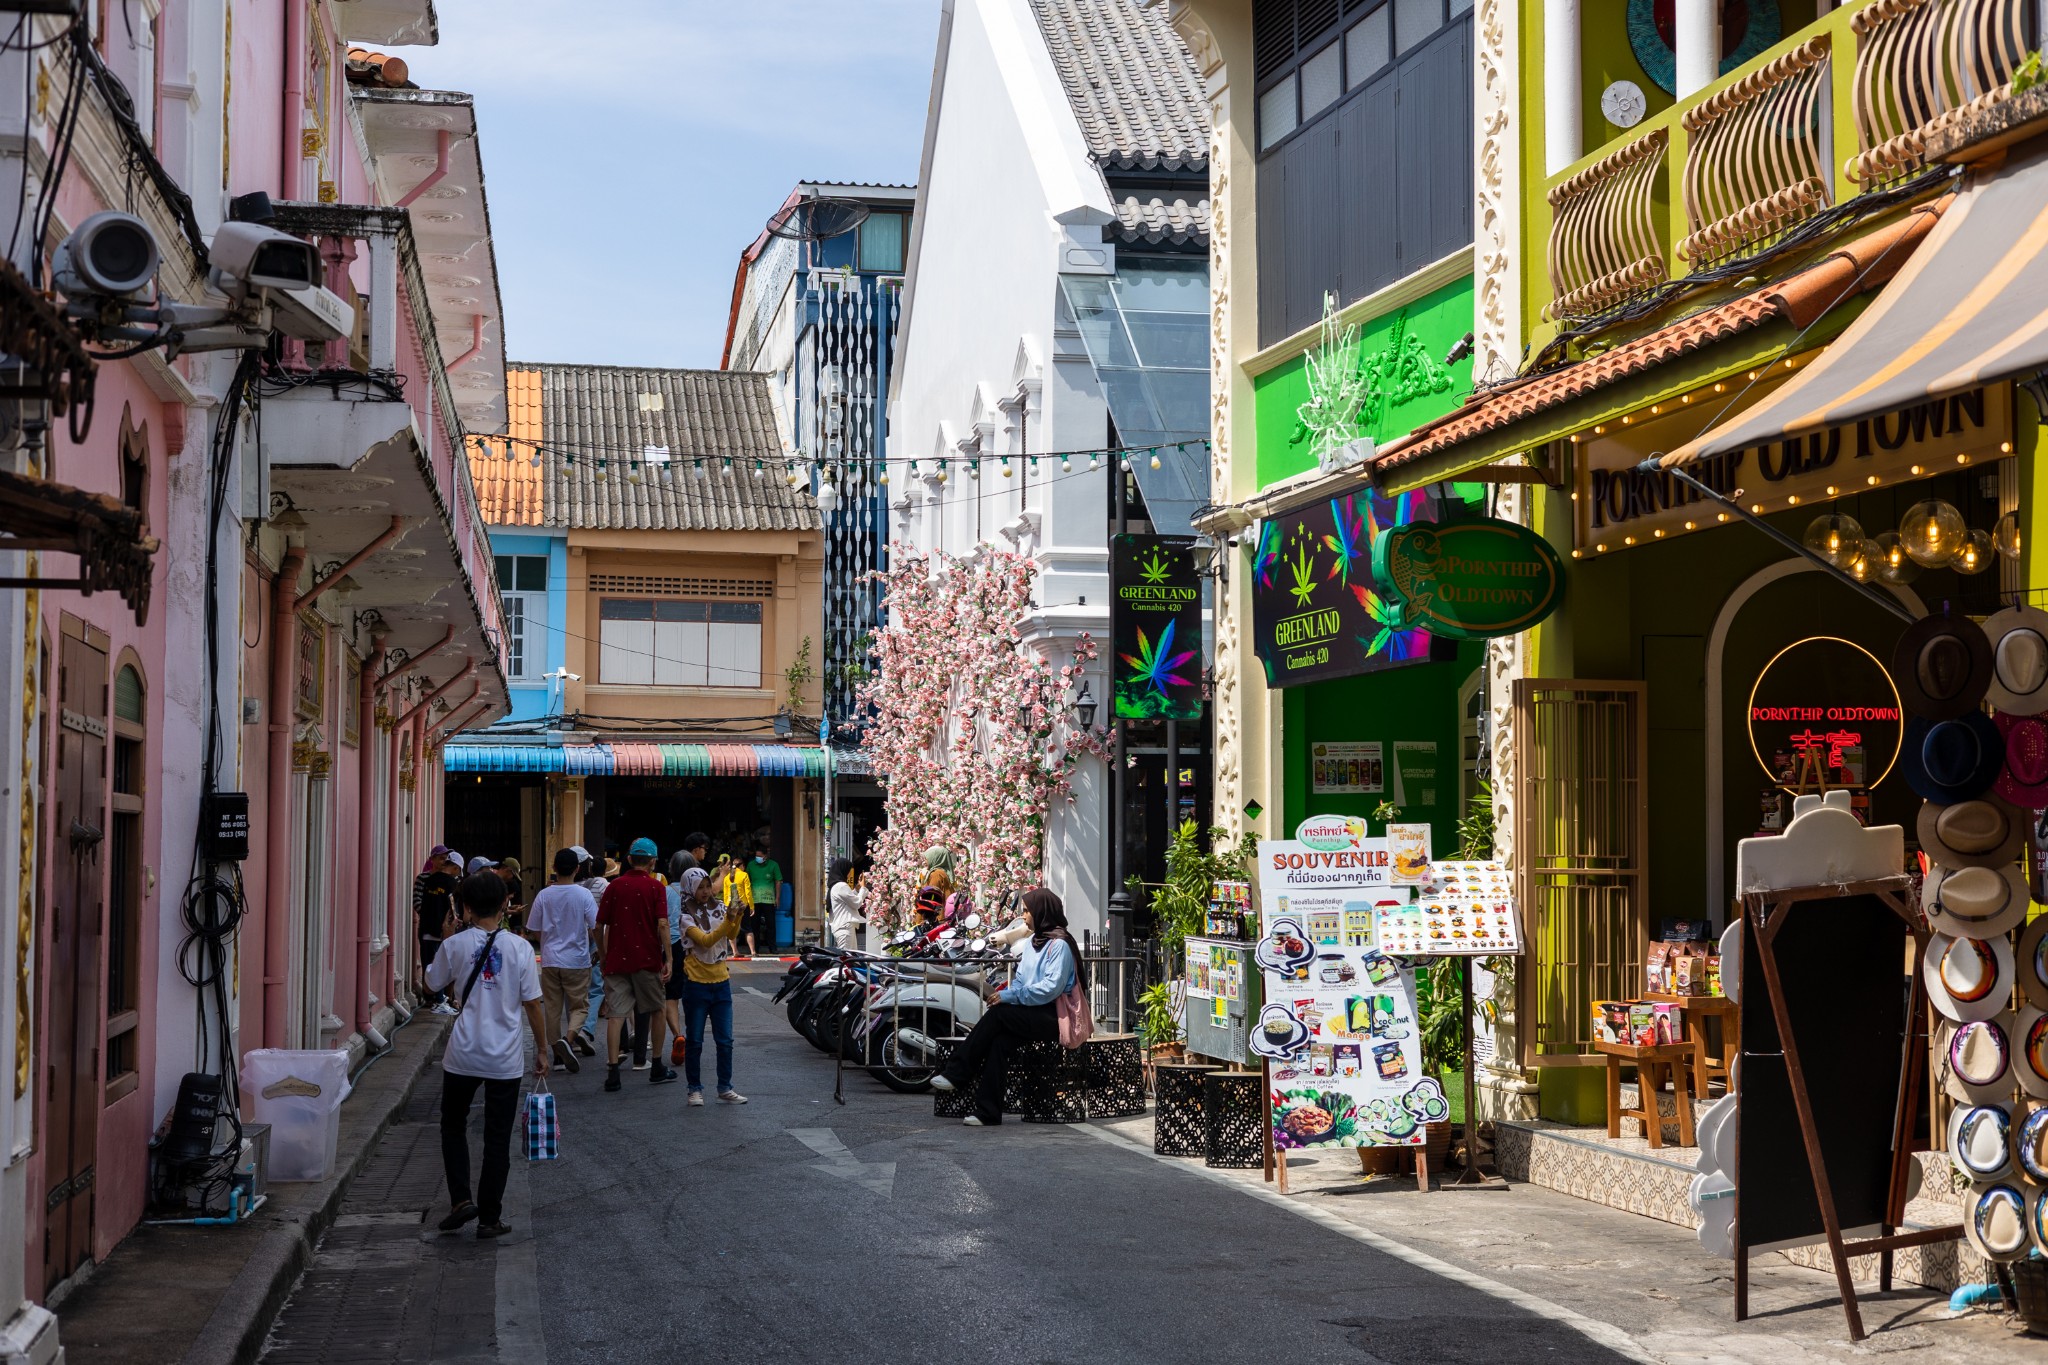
1661,142,2048,470
444,741,829,779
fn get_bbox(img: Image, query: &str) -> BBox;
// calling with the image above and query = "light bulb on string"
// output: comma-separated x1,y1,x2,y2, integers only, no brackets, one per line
1061,456,1071,472
1001,458,1012,478
1149,448,1161,470
816,478,839,515
694,459,706,478
1120,454,1131,472
723,458,733,476
1994,509,2024,559
1871,531,1919,584
1951,528,1994,575
1090,452,1101,470
1801,512,1864,568
1900,498,1965,567
969,459,980,480
753,460,765,480
879,467,890,486
937,460,948,485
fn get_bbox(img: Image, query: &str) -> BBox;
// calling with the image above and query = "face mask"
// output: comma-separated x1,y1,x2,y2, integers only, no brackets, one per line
754,855,766,864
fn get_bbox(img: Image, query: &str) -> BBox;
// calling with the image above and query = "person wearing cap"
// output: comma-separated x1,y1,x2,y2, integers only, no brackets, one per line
595,837,678,1090
414,848,462,1012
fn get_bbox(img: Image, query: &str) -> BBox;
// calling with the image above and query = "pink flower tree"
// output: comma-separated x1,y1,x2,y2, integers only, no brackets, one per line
859,547,1103,932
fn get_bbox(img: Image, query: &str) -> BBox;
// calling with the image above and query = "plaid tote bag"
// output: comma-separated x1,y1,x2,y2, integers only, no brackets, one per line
524,1078,560,1162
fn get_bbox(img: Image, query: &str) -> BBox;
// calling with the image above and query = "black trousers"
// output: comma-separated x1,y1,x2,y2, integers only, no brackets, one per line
945,1001,1057,1120
441,1070,520,1223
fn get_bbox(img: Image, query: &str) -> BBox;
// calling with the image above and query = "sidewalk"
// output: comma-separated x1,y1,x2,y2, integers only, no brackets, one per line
56,1013,449,1365
1087,1109,2036,1364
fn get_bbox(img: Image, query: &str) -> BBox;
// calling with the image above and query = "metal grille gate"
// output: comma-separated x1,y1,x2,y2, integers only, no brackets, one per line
1512,679,1648,1068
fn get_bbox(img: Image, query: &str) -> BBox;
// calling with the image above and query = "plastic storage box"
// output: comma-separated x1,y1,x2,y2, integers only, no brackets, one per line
240,1049,351,1182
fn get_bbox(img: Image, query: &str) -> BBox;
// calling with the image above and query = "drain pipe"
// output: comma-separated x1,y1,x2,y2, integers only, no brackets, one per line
378,624,453,688
396,129,453,209
261,543,306,1048
355,632,387,1041
445,316,486,371
282,0,305,198
394,660,475,730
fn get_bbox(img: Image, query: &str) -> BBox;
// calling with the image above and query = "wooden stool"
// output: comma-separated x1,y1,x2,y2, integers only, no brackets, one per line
1154,1062,1217,1156
1595,1039,1698,1149
1648,992,1738,1097
1083,1033,1146,1119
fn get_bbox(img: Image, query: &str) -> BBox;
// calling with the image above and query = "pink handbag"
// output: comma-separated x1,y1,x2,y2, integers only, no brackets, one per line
1056,975,1093,1048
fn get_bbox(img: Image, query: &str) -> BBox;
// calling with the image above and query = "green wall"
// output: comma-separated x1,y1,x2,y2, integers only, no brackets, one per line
1280,642,1484,849
1252,274,1477,489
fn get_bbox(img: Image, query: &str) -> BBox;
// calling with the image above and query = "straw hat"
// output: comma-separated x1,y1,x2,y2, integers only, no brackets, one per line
2017,1106,2048,1184
2017,1006,2048,1101
1892,613,1992,719
1922,863,2030,938
2019,916,2048,1011
1996,712,2048,807
1902,713,2005,804
1941,1015,2016,1104
1949,1101,2017,1183
1925,931,2016,1024
1916,797,2026,869
1963,1183,2032,1263
1984,604,2048,716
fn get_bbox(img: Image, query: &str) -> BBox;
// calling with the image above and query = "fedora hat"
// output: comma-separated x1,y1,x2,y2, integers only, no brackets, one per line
1986,604,2048,716
1893,613,1993,719
1996,712,2048,807
1926,931,2017,1024
2018,1006,2048,1100
1964,1183,2033,1263
1949,1101,2018,1182
2018,1106,2048,1183
2019,916,2048,1011
1942,1015,2016,1104
1902,713,2005,803
1922,863,2030,939
1917,797,2027,870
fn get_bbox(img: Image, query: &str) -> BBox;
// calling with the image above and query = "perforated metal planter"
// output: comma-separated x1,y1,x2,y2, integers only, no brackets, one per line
1203,1070,1265,1169
932,1039,977,1119
1002,1039,1089,1123
1154,1062,1218,1157
1084,1033,1146,1119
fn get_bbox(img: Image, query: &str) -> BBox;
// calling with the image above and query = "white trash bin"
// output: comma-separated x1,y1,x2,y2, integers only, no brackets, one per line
240,1049,352,1182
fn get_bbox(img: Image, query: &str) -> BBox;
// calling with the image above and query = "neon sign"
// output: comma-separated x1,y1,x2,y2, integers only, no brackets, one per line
1746,637,1903,793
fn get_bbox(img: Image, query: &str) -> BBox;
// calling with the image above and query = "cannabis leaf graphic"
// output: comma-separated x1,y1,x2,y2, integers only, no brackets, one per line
1254,522,1282,589
1139,546,1172,585
1119,619,1197,699
1352,582,1421,661
1287,539,1318,609
1322,495,1365,585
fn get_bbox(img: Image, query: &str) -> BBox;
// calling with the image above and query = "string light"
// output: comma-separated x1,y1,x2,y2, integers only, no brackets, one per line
753,460,764,479
1060,455,1071,472
1002,458,1012,478
465,433,1210,480
1149,448,1161,469
694,458,705,478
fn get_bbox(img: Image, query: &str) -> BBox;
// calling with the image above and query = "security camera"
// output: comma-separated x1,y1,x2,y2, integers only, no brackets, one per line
53,211,160,299
207,222,319,299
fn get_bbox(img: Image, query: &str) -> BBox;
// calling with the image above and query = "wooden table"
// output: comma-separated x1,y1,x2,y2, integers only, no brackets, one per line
1646,991,1738,1099
1594,1039,1700,1149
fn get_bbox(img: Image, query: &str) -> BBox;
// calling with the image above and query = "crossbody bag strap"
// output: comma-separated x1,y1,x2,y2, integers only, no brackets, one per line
454,929,501,1014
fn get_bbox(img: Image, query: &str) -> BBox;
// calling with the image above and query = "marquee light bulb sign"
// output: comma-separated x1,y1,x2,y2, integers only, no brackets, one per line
1746,636,1902,794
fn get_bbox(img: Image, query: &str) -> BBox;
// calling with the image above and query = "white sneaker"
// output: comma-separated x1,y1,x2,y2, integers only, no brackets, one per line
687,1091,704,1107
431,1002,458,1016
632,1058,652,1071
718,1090,748,1104
962,1115,987,1127
930,1074,955,1093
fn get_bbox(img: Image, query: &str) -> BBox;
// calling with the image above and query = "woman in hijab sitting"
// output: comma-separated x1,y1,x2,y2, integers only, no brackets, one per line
930,887,1083,1126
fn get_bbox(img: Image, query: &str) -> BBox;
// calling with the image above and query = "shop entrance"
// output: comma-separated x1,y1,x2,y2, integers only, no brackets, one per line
589,776,789,868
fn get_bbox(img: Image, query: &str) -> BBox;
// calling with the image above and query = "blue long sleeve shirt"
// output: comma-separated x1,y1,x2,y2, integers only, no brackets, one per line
1001,937,1077,1006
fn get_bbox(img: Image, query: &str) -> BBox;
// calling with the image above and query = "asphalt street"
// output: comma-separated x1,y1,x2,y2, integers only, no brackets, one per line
258,963,1647,1364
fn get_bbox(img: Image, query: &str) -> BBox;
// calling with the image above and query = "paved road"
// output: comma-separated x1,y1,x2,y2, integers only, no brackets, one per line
262,963,1640,1364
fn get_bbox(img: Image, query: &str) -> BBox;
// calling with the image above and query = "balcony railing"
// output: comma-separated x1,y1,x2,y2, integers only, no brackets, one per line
1541,0,2035,324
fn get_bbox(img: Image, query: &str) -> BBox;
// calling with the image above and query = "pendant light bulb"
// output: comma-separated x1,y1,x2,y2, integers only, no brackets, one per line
1951,527,1994,575
1900,498,1965,567
1801,513,1864,569
1994,509,2024,560
1871,530,1920,584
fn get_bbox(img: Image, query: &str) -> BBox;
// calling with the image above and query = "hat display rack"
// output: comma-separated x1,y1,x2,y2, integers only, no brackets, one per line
1894,602,2048,1271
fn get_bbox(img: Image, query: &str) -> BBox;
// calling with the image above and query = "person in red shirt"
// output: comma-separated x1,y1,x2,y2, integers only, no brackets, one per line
596,837,677,1091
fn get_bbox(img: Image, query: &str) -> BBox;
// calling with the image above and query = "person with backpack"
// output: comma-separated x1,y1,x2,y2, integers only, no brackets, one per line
929,887,1084,1126
427,871,547,1239
415,848,462,1013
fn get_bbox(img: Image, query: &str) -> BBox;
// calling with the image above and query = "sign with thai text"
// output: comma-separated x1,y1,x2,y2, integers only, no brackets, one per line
1746,636,1902,793
1110,533,1203,720
1371,517,1565,640
1573,379,2012,551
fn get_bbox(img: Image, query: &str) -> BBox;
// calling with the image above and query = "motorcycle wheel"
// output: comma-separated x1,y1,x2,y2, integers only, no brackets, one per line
786,990,810,1033
819,991,858,1058
868,1014,951,1093
796,988,832,1050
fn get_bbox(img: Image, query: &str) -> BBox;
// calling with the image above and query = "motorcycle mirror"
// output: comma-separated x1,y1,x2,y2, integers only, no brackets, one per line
969,937,988,953
961,912,983,930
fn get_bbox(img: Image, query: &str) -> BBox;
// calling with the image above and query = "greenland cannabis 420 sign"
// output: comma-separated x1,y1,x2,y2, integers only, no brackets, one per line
1110,534,1203,720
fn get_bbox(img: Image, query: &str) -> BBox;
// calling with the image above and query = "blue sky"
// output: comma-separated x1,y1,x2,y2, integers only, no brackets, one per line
408,1,938,371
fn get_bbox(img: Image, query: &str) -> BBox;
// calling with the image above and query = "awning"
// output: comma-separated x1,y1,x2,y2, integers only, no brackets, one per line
0,467,159,623
1661,146,2048,469
444,741,830,778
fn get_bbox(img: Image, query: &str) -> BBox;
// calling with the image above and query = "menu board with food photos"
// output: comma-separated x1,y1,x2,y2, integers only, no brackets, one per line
1251,905,1444,1151
1383,860,1522,956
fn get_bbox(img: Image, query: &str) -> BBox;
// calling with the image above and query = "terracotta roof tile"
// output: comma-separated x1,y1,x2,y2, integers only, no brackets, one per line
467,366,543,526
1373,202,1949,475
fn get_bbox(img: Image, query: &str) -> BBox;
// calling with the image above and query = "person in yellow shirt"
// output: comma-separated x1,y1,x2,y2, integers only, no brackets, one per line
719,854,754,955
677,865,747,1104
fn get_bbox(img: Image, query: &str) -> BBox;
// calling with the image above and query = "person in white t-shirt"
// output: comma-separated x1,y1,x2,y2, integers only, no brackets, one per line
426,871,546,1240
526,847,600,1073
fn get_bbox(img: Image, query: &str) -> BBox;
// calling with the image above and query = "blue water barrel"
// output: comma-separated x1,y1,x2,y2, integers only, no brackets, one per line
775,883,794,951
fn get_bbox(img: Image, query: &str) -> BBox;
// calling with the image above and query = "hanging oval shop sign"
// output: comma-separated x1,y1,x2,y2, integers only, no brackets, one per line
1747,636,1903,794
1370,517,1566,640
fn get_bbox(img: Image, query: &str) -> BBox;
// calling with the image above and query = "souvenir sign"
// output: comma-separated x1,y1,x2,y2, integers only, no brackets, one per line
1260,831,1395,956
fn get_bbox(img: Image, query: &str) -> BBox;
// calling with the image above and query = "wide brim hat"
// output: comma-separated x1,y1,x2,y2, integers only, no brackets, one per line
1926,931,2017,1024
1950,1100,2018,1182
1893,613,1993,719
2034,1187,2048,1258
1923,863,2031,938
1963,1182,2033,1262
2018,1005,2048,1100
2018,1105,2048,1183
1917,797,2028,869
2020,917,2048,1011
1903,713,2005,804
1996,711,2048,806
1986,605,2048,716
1941,1015,2016,1104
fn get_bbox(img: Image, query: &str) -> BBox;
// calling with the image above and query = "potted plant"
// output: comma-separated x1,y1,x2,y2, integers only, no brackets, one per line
778,635,815,737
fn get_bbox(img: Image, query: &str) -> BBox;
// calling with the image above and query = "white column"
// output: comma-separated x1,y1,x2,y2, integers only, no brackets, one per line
1675,0,1721,97
1543,0,1583,174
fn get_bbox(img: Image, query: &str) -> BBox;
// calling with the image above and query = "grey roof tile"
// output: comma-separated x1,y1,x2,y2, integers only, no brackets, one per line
517,362,821,533
1029,0,1209,172
1113,194,1211,244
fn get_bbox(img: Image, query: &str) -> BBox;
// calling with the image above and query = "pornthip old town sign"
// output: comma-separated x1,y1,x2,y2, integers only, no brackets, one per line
1572,368,2012,551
